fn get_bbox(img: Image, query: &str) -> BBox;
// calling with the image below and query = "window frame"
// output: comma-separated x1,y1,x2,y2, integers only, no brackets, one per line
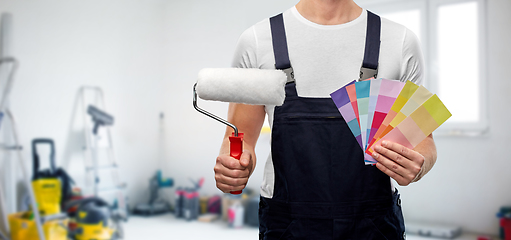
358,0,488,136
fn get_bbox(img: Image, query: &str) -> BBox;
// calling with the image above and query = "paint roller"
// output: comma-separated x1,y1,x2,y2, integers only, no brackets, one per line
193,68,287,194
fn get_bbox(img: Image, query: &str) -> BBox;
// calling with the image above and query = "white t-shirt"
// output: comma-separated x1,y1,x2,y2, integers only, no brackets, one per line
231,7,425,198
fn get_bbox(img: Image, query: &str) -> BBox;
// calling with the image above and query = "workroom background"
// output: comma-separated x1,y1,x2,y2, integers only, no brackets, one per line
0,0,510,237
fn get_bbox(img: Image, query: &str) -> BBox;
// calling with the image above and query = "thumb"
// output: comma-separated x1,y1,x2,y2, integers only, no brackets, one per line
239,150,251,168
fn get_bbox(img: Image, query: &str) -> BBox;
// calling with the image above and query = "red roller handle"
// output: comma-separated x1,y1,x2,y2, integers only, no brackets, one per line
229,132,244,195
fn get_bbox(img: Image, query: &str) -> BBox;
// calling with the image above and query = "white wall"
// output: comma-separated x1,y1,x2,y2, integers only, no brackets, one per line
0,0,510,237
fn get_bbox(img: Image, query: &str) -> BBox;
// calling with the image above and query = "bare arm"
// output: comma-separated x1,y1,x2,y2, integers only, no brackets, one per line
372,134,437,186
214,103,266,193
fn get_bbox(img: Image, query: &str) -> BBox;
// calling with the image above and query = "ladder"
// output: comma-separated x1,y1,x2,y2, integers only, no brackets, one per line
0,57,46,240
78,86,128,219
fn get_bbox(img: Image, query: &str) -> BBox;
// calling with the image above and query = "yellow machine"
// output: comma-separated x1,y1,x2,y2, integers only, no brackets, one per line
8,212,68,240
31,138,67,216
32,178,62,216
75,222,114,240
67,197,122,240
7,138,72,240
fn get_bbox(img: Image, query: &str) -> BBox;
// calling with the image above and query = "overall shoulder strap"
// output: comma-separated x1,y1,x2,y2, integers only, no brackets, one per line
360,11,381,81
270,13,297,96
269,13,291,70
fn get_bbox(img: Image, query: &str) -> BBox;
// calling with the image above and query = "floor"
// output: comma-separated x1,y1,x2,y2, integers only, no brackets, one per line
124,214,488,240
124,214,258,240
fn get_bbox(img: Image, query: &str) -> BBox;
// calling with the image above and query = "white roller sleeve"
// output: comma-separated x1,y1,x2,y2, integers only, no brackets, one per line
196,68,287,106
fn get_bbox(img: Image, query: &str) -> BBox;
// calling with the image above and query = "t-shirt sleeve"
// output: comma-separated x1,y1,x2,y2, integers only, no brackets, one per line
400,28,425,85
231,26,259,69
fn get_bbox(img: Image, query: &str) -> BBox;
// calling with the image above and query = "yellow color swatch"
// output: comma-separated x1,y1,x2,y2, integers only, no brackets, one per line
422,94,452,125
410,105,440,135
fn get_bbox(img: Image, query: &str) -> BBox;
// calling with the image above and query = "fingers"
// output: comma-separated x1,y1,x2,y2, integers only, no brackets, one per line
379,141,424,165
215,180,247,193
374,161,406,185
216,154,247,171
214,154,251,193
239,151,252,168
372,140,425,186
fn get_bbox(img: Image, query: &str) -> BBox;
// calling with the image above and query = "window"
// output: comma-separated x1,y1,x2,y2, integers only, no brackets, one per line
359,0,488,135
437,2,479,123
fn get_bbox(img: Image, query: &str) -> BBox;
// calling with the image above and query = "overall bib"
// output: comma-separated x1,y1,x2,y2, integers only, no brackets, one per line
259,12,406,240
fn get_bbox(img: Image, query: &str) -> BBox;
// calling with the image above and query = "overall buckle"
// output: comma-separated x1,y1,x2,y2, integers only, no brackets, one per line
283,67,295,83
359,67,378,81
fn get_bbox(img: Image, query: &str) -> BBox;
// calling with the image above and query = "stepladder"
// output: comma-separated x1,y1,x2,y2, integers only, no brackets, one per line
77,86,128,220
0,57,46,240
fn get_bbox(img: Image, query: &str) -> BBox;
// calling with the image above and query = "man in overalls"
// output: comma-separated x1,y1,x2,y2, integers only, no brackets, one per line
214,0,437,239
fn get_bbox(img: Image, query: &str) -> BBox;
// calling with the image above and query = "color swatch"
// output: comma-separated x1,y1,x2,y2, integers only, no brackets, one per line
330,80,363,149
331,79,451,165
356,80,371,151
367,94,452,154
366,85,434,158
366,81,419,151
363,79,406,164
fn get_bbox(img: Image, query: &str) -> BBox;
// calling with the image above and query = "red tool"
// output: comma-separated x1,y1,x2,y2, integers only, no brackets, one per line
228,132,244,194
501,218,511,240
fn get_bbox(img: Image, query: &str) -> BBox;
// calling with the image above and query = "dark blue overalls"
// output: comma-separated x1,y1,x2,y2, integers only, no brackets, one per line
259,12,406,240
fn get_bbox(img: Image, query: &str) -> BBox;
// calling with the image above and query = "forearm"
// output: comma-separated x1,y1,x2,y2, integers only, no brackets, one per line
412,133,437,182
